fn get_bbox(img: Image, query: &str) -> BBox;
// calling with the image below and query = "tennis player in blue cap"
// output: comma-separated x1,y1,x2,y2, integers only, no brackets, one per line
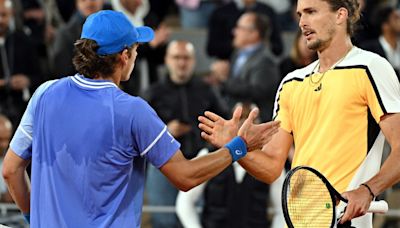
2,10,280,227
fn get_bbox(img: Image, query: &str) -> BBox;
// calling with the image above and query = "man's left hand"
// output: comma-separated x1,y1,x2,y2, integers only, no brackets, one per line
339,186,373,223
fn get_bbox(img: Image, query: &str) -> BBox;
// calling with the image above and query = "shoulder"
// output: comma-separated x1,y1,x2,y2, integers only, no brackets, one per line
340,47,393,71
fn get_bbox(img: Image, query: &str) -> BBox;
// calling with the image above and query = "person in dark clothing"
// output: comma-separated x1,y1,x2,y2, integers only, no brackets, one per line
0,0,42,126
111,0,171,96
211,12,280,121
279,30,317,79
144,40,229,158
50,0,104,78
144,40,229,228
206,0,283,60
360,5,400,79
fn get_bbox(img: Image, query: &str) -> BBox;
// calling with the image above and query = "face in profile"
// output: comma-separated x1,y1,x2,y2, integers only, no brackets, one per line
165,41,196,85
387,9,400,35
233,13,258,49
121,44,139,82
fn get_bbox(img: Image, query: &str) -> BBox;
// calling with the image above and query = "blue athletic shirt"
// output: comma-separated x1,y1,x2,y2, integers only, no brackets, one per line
10,74,180,228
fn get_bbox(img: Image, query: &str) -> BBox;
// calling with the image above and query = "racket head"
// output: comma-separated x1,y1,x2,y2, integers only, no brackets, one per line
282,166,341,228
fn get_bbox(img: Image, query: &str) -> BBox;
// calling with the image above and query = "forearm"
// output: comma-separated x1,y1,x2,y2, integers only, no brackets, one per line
180,148,232,190
160,148,232,192
238,149,284,184
2,149,31,213
366,114,400,196
364,145,400,196
5,171,30,213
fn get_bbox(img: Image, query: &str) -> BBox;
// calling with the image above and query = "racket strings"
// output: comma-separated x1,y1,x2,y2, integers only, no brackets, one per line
286,170,334,227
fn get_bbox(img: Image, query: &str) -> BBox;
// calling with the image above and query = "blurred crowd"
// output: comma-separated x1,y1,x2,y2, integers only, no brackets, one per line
0,0,400,227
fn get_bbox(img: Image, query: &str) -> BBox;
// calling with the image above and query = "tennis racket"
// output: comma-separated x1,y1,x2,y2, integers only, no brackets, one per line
281,166,388,228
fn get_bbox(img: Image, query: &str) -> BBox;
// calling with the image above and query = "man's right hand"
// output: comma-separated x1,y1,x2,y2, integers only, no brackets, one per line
198,105,280,150
238,108,280,151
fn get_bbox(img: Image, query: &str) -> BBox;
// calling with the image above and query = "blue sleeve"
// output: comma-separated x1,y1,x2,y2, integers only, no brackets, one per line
9,80,58,160
132,99,180,168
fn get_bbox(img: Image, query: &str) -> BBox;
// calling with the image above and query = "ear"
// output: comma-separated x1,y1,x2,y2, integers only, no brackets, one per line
120,49,129,66
336,7,349,25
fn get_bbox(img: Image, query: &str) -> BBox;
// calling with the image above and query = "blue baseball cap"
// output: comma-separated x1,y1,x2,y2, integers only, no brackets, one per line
81,10,154,55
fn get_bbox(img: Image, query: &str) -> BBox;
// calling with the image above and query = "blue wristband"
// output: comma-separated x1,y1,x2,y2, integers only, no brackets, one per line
225,136,247,162
23,213,30,224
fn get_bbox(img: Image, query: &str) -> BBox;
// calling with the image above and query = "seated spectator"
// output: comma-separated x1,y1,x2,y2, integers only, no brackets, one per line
144,40,229,228
0,0,42,126
207,0,283,60
360,5,400,79
212,12,280,121
279,30,317,79
111,0,171,95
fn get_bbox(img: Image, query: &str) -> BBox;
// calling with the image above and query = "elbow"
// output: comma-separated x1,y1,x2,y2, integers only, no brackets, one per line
252,166,283,184
2,162,15,183
174,178,198,192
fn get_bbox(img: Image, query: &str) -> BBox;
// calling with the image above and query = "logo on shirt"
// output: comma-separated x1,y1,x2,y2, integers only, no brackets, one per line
235,150,243,156
314,83,322,92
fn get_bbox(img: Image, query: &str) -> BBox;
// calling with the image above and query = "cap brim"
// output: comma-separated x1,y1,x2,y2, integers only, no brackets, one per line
136,26,155,43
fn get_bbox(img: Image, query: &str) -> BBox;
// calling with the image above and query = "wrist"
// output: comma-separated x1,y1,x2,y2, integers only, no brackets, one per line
360,183,375,200
224,136,247,162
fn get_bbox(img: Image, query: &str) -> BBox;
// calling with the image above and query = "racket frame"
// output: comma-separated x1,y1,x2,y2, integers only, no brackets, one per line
281,165,344,228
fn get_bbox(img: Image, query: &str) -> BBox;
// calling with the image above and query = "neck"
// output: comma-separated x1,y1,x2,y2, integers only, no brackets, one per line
383,32,398,50
317,37,353,72
95,72,121,85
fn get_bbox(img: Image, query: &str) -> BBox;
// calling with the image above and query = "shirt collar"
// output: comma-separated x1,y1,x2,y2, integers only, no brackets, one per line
379,35,400,54
71,74,118,89
238,43,262,56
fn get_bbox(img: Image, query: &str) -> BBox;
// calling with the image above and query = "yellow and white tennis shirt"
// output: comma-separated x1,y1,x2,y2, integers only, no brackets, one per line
274,47,400,226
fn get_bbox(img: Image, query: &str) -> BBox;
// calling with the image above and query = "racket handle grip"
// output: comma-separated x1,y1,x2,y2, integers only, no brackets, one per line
368,200,388,214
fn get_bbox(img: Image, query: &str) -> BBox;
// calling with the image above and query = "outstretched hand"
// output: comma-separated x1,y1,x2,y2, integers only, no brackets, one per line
198,105,280,150
238,108,280,151
198,106,243,148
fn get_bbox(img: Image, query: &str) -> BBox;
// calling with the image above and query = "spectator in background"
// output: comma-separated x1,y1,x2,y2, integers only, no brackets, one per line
54,0,77,23
212,12,280,121
207,0,283,60
279,30,317,79
176,102,285,228
20,0,48,74
144,40,229,228
148,0,175,22
0,0,42,127
50,0,104,78
360,5,400,79
0,114,13,203
111,0,171,95
176,0,225,29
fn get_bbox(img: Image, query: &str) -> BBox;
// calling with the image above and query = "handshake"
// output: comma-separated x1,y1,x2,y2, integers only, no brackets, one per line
198,105,280,162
